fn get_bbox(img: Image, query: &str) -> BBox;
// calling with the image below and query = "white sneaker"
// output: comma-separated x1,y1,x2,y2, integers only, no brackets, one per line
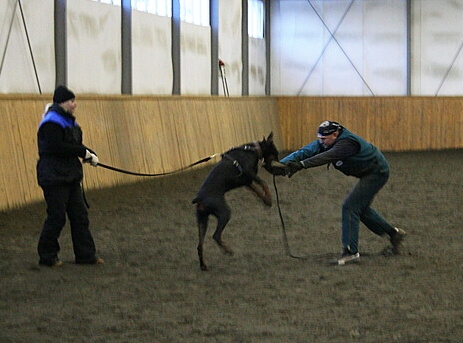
332,249,360,265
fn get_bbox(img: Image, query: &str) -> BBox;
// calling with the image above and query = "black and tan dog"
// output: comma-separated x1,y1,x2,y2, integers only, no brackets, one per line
192,133,280,271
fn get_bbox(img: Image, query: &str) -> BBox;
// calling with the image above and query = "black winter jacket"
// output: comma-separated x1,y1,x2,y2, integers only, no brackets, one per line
36,104,88,187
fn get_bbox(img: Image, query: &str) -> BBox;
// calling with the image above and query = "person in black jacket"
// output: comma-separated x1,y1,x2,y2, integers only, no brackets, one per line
36,85,103,266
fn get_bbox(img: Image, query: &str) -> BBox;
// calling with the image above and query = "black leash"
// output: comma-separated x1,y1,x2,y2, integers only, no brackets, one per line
82,153,219,209
96,153,220,177
273,174,310,260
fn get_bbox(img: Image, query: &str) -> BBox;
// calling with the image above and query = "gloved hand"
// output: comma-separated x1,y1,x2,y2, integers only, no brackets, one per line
84,149,99,167
286,161,303,178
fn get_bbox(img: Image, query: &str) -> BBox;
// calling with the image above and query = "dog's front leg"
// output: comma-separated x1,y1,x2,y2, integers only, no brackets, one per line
254,175,272,205
247,181,272,206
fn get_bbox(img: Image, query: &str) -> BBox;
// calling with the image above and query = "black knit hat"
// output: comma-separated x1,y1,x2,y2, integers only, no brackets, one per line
317,120,342,137
53,85,75,103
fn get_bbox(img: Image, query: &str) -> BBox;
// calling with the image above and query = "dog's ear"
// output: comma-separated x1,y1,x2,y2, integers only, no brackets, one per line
267,132,274,143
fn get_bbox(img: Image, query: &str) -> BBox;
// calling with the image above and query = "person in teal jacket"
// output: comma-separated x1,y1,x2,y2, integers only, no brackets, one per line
278,120,406,265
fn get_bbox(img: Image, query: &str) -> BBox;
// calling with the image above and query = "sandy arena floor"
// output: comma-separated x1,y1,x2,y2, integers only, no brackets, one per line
1,149,462,343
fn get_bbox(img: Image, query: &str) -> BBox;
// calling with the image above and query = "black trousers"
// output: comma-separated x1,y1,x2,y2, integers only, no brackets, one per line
38,182,97,265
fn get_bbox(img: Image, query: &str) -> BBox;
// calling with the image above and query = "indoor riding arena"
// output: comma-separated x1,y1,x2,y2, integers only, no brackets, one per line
1,96,462,343
1,1,463,342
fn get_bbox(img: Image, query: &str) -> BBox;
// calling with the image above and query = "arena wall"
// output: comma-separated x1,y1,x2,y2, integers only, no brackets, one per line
1,95,462,211
278,97,463,151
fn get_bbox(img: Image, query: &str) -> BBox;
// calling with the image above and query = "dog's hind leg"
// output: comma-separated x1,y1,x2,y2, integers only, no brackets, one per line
196,203,209,271
212,201,234,256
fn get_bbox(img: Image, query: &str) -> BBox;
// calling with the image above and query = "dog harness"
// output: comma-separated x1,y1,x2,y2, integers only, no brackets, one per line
221,142,262,176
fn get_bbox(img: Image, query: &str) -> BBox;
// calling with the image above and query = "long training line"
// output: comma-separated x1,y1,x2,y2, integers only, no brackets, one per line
273,175,310,260
96,153,220,177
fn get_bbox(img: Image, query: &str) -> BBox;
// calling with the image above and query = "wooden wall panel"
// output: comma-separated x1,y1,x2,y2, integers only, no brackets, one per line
278,97,463,152
1,95,462,211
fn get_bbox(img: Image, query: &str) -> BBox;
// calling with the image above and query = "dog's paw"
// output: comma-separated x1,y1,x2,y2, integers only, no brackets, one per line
263,197,272,207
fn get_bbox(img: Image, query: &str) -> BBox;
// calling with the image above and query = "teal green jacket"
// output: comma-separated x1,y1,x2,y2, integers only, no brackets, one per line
280,128,389,178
